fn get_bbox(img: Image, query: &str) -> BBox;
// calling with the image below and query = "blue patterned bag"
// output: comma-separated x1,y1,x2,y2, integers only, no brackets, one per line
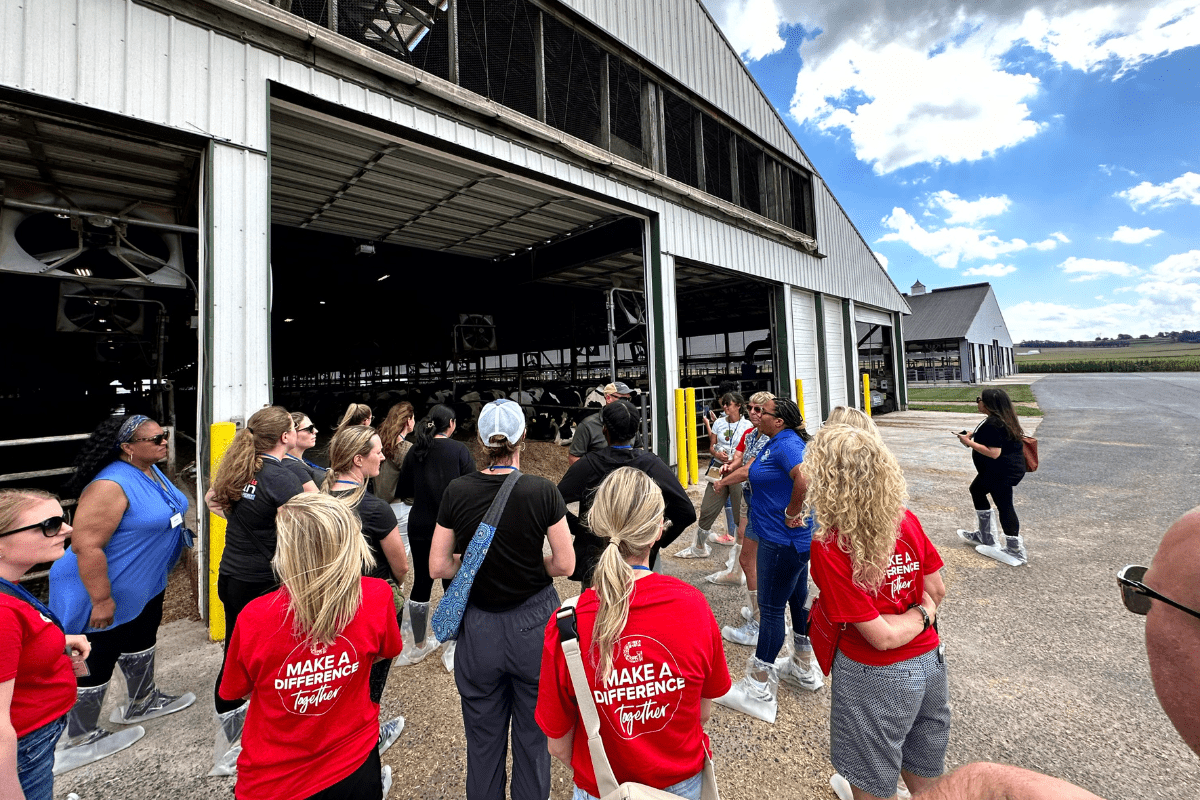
431,470,522,642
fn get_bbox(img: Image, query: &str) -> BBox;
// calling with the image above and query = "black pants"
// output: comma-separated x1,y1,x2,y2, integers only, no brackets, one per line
304,746,382,800
77,591,166,688
408,534,434,603
970,472,1022,537
213,574,277,714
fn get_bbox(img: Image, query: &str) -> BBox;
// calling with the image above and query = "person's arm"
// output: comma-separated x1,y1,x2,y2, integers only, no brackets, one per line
720,449,745,475
379,528,409,583
957,432,1001,459
566,453,581,466
72,480,128,630
547,728,575,766
0,679,22,800
300,480,318,493
715,462,751,490
853,593,937,651
429,523,462,580
64,634,91,673
699,697,714,726
544,516,575,577
783,464,809,527
204,486,227,519
913,762,1106,800
925,568,947,607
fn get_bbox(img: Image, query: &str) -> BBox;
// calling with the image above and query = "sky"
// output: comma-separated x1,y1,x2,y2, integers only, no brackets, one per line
701,0,1200,341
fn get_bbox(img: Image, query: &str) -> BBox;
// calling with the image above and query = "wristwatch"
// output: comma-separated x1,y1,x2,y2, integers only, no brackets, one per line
908,603,931,631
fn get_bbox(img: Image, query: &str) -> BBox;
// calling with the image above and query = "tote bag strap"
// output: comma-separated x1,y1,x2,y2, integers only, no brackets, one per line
555,606,623,798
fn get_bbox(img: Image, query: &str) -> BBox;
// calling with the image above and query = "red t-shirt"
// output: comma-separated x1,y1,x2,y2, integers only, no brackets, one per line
535,573,731,798
735,427,754,453
0,594,76,737
810,510,943,667
219,577,402,799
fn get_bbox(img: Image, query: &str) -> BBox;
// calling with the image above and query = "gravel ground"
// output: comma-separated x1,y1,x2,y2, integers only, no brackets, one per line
51,376,1200,799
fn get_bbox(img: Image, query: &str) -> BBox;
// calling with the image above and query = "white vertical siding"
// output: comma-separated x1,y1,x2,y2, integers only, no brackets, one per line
813,179,906,313
823,298,848,411
790,289,821,426
656,251,681,464
855,304,893,326
209,143,272,422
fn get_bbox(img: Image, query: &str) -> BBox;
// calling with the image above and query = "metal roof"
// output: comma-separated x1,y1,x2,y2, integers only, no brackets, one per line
902,283,992,341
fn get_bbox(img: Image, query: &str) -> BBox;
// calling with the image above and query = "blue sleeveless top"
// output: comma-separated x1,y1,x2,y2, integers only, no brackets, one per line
49,460,190,634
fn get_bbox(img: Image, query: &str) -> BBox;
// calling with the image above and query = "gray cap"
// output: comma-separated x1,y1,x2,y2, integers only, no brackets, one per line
603,381,633,397
478,399,526,446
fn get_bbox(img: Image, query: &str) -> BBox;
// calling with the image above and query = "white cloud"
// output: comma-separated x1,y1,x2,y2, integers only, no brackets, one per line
873,251,889,270
701,0,1200,172
963,263,1018,277
1059,256,1140,281
929,191,1011,224
1117,172,1200,210
1110,225,1164,244
877,206,1066,269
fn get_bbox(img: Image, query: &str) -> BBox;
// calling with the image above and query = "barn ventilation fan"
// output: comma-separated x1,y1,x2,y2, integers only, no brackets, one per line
0,181,187,288
57,282,146,334
454,313,497,353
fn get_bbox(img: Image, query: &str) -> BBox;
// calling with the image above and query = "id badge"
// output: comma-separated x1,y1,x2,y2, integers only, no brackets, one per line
170,512,183,529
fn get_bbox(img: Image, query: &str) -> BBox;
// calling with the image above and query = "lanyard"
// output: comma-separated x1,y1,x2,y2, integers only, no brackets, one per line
123,461,186,519
610,445,633,450
486,465,518,471
630,565,651,571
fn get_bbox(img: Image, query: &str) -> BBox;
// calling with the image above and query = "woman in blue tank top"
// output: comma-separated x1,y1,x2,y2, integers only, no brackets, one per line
49,414,196,774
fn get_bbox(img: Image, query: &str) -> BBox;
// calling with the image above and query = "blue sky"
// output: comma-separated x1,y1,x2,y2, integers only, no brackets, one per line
703,0,1200,341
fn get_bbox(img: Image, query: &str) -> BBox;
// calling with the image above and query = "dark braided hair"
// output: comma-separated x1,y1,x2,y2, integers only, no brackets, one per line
410,404,455,464
65,415,144,497
770,398,812,442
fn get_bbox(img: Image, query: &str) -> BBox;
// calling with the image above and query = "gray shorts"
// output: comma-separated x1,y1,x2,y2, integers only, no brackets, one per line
830,647,950,798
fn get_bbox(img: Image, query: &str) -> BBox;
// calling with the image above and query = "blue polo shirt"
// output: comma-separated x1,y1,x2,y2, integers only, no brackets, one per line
747,428,813,552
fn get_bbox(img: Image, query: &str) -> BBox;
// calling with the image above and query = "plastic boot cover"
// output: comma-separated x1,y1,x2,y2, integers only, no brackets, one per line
977,534,1028,566
109,646,196,724
780,652,824,692
957,509,996,547
707,531,737,546
208,704,247,777
830,774,854,800
897,776,913,800
394,600,441,666
704,543,745,585
55,684,145,775
778,614,795,662
382,765,394,799
714,656,778,723
441,639,456,673
673,526,712,559
378,716,405,756
722,617,759,647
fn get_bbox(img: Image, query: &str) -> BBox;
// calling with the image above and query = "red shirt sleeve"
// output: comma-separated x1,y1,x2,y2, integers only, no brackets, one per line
534,616,578,739
218,610,253,701
735,428,753,454
812,539,882,625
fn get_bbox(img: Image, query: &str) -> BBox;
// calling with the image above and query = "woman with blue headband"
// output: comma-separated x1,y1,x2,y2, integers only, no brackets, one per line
49,414,196,774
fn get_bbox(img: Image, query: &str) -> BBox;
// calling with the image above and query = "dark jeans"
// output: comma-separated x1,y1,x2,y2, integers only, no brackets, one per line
16,716,67,800
213,574,277,714
78,590,165,687
304,745,382,800
455,584,558,800
970,472,1022,537
755,539,810,665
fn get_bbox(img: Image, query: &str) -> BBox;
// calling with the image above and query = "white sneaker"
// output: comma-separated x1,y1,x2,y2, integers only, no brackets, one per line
707,531,736,545
377,716,404,756
382,765,393,798
722,618,759,646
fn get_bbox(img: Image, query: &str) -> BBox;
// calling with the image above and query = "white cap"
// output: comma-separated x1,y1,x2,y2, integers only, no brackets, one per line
478,399,526,446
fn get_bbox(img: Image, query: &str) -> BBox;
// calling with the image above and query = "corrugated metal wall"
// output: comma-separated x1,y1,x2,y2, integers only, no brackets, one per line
790,289,821,425
823,297,848,410
560,0,812,173
813,179,906,312
855,304,893,326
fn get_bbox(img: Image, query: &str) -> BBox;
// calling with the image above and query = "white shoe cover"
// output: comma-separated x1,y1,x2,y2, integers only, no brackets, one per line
441,639,456,673
53,726,144,775
704,543,744,585
110,689,196,724
378,716,405,756
208,706,246,777
976,541,1027,566
722,617,759,647
780,654,824,692
394,600,442,666
674,527,713,559
715,658,778,723
830,773,854,800
382,765,394,798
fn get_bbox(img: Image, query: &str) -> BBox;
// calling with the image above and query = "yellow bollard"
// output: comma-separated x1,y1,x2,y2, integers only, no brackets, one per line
208,421,237,642
862,374,872,418
675,388,688,486
794,378,805,420
684,387,699,486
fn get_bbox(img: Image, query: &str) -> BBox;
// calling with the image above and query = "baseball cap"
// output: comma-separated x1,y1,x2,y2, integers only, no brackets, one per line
603,381,633,397
478,399,525,446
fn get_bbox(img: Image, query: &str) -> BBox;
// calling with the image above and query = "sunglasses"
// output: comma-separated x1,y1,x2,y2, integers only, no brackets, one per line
130,431,170,445
0,512,71,538
749,405,764,413
1118,564,1200,621
298,425,317,434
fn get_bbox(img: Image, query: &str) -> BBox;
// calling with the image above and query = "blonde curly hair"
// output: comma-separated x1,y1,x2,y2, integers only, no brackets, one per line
802,424,907,593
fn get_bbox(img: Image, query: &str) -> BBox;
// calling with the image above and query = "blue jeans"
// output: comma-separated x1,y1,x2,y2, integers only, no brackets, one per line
755,539,810,664
17,715,67,800
572,770,703,800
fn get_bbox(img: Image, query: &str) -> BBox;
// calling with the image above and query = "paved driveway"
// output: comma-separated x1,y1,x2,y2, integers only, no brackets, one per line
885,373,1200,799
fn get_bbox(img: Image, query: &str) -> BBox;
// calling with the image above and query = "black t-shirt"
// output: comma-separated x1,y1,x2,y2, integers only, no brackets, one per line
219,457,305,582
972,417,1026,483
436,471,567,612
332,488,399,581
558,447,697,582
397,439,476,541
282,455,325,487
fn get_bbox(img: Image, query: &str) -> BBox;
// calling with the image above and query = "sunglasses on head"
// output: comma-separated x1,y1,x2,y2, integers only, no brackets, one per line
1,512,71,538
130,431,170,445
1118,564,1200,621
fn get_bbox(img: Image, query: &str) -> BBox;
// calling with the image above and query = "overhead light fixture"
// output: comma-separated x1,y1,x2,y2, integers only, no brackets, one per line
319,301,326,305
356,242,376,256
284,318,295,322
377,274,390,281
74,267,92,277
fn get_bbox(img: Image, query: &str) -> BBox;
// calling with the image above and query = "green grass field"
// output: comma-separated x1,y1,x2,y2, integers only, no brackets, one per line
1016,341,1200,363
908,403,1044,417
908,384,1036,403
